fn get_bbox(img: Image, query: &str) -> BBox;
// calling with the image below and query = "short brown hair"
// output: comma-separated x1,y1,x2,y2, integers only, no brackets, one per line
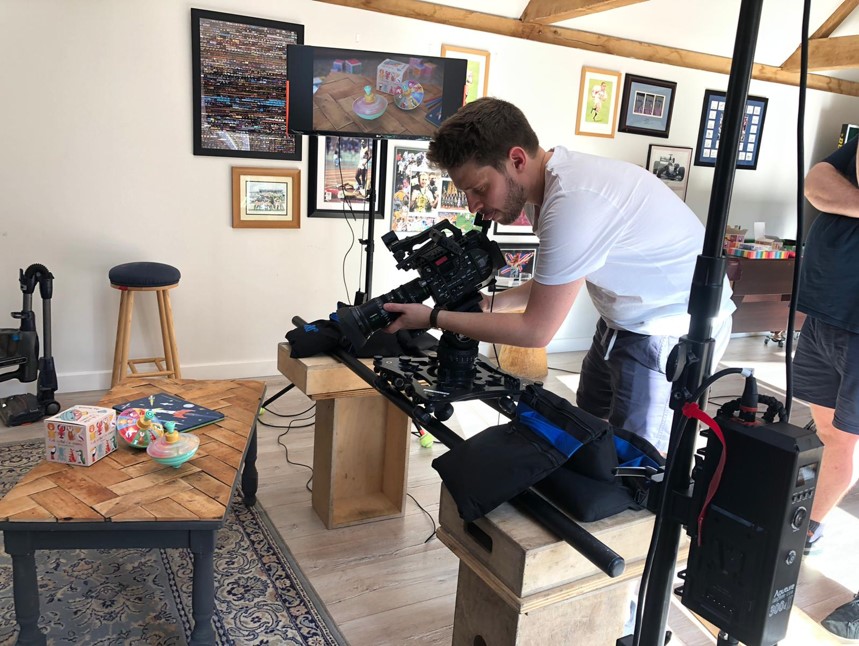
427,98,539,172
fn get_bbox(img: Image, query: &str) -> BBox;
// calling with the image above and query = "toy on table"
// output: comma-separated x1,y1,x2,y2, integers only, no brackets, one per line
393,80,424,111
353,85,388,120
116,408,164,448
147,421,200,468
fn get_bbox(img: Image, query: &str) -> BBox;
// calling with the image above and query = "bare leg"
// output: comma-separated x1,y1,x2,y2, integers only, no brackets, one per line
809,403,859,522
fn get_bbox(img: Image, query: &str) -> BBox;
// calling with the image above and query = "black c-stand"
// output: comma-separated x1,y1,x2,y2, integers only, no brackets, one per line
630,2,765,644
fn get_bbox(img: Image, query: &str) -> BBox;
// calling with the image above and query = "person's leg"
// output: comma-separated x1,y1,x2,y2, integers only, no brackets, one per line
576,319,614,420
808,402,859,522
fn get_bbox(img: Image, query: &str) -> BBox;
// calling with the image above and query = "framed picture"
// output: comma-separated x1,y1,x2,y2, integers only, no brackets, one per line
618,74,677,138
441,44,490,104
308,136,388,218
646,144,693,202
389,142,478,234
694,90,768,170
492,209,535,237
231,167,300,229
575,67,622,138
495,243,539,288
192,9,304,161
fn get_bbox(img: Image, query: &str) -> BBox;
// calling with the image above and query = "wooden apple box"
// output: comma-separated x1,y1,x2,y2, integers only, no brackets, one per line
438,485,682,645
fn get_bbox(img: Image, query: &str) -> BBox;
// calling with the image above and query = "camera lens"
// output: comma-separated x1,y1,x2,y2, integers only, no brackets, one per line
337,278,431,349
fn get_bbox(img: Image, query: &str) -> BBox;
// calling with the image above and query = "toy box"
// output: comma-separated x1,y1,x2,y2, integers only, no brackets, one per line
332,59,345,72
344,58,362,74
44,405,118,466
377,58,410,94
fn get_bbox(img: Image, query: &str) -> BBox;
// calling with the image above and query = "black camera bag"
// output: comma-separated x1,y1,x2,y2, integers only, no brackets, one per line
432,384,663,523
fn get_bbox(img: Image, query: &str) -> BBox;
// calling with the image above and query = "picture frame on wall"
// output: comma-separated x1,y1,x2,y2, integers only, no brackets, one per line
231,167,300,229
618,74,677,138
492,210,535,237
495,243,539,288
694,90,768,170
308,136,387,218
441,44,490,104
389,141,478,234
575,67,622,138
646,144,693,202
192,9,304,161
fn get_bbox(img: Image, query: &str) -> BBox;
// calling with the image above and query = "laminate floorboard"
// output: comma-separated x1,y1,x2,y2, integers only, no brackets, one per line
3,335,856,645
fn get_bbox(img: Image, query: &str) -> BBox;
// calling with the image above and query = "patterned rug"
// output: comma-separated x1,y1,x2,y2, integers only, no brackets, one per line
0,441,346,645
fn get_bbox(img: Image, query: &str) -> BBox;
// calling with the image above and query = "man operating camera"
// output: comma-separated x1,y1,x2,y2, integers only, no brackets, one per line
382,97,735,452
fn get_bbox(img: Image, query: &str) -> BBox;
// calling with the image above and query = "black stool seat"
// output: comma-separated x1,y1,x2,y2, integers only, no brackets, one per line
109,262,181,288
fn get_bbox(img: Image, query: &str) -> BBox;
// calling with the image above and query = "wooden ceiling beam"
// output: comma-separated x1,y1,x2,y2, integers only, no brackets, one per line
780,0,859,68
783,35,859,72
312,0,859,97
520,0,649,25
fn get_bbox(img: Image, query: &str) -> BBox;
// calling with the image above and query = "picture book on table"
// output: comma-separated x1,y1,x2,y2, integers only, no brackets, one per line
112,393,224,432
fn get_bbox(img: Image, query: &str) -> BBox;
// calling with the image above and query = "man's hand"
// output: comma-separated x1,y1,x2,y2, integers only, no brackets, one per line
382,302,432,333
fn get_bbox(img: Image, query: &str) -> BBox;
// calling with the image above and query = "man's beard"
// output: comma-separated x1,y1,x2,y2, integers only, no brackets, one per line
495,173,528,225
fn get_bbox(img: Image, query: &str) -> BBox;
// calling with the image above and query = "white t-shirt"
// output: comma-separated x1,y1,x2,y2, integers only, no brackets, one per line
530,146,735,336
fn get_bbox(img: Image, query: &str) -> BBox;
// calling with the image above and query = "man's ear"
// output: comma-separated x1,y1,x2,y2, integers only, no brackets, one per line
509,146,528,172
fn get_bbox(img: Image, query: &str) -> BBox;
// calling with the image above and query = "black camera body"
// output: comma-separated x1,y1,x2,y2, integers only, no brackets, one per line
337,218,504,350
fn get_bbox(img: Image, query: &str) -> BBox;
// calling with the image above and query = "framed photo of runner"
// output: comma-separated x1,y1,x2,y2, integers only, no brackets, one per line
575,67,622,138
646,144,693,202
694,90,768,170
618,74,677,138
307,136,387,218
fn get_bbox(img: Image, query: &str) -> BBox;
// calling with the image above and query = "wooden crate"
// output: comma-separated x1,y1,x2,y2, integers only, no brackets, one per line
278,342,411,528
438,485,688,645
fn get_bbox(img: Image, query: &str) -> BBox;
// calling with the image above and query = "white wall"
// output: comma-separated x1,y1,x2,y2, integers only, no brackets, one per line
1,0,857,395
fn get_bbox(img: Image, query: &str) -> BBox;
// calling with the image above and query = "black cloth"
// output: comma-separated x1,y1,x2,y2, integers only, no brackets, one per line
798,136,859,333
285,318,437,359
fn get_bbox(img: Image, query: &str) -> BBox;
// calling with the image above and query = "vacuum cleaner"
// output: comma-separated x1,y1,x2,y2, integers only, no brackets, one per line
0,264,61,426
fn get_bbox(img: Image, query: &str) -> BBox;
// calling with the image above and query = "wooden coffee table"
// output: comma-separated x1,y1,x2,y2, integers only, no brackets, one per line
0,377,265,645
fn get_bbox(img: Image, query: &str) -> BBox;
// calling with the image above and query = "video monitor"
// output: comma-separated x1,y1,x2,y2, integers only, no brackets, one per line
287,45,467,140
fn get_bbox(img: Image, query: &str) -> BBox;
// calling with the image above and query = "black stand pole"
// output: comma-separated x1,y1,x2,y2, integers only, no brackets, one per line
634,2,764,645
355,139,387,305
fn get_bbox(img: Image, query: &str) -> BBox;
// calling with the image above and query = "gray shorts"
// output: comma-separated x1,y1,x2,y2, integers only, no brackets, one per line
793,316,859,435
576,317,731,452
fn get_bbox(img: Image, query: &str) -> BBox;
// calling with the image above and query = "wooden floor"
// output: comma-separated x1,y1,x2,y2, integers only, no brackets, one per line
3,335,857,645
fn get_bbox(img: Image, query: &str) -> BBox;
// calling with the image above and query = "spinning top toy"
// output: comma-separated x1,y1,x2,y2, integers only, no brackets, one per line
117,408,164,448
147,421,200,468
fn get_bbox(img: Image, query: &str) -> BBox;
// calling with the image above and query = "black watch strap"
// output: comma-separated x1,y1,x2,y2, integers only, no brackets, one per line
429,306,442,329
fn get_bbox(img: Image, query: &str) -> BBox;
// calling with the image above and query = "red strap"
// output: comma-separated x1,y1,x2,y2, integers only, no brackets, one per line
682,402,727,547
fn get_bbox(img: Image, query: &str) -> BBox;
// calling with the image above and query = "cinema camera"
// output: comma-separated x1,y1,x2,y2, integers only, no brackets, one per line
336,218,525,418
337,218,502,349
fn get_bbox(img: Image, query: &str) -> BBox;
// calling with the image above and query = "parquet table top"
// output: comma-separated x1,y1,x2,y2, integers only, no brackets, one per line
0,378,265,524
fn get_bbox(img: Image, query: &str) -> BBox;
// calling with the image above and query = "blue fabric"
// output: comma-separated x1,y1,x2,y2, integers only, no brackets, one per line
614,435,661,470
517,403,583,458
109,262,181,288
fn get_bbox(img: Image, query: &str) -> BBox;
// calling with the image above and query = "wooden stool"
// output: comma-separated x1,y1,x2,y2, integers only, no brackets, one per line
109,262,181,387
437,485,684,645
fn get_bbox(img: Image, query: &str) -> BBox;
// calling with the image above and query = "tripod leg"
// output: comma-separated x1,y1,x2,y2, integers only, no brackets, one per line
262,383,295,409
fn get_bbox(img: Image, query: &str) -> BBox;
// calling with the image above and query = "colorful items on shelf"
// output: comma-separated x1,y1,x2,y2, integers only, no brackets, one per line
44,405,117,466
117,408,164,448
147,421,200,468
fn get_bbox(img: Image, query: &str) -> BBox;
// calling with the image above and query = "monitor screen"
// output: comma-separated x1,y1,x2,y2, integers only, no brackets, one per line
287,45,467,140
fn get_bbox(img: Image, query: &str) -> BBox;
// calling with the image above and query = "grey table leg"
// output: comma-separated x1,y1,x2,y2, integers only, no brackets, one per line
6,532,47,646
188,531,216,646
241,426,258,507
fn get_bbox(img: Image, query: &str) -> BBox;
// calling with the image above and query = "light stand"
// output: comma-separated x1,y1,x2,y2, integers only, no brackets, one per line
631,1,764,644
354,138,387,305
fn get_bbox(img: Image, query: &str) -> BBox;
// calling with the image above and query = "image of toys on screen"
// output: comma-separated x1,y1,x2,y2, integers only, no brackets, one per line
44,405,117,466
286,44,467,140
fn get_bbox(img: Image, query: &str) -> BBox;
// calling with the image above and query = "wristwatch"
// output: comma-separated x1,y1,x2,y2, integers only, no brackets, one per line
429,306,442,329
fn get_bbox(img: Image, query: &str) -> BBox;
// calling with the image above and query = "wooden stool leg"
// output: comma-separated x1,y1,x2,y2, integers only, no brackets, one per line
111,291,129,387
163,289,181,378
156,289,175,378
115,291,134,387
